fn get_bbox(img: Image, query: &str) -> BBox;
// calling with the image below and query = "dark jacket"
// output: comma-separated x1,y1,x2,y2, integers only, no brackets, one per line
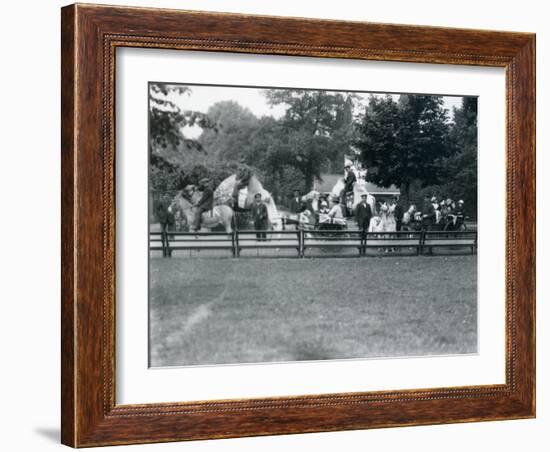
156,202,169,224
344,171,357,192
252,203,269,229
355,202,372,229
421,201,436,225
394,204,404,224
304,198,318,213
195,188,214,211
289,197,305,214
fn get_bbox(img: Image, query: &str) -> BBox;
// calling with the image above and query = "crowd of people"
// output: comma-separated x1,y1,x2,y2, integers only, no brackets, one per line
286,188,467,234
400,195,467,232
154,171,467,237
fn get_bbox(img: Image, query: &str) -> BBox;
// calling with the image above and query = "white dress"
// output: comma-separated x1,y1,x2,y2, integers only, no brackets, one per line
386,204,397,232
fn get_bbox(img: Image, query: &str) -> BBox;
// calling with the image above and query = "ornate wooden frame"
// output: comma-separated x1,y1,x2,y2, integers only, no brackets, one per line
61,3,536,447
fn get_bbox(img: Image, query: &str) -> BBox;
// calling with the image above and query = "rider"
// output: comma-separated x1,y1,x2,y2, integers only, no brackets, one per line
231,165,252,211
192,177,214,231
340,164,356,214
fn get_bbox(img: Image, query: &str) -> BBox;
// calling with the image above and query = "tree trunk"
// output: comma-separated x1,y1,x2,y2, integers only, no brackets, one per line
403,181,411,206
304,171,314,192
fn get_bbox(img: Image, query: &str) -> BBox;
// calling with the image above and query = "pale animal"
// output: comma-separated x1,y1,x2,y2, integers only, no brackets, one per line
170,189,234,233
215,173,283,231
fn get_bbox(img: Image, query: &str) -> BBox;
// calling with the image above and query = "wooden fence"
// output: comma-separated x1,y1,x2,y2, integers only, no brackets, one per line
150,229,477,258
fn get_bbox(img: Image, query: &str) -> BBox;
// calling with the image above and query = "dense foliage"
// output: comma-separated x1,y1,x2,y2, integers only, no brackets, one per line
354,94,477,216
149,86,478,216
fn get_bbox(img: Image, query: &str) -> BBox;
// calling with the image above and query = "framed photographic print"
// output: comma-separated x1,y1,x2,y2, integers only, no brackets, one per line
61,3,536,447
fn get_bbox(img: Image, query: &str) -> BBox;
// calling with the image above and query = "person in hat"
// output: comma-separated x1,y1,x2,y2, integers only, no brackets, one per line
355,192,373,232
251,192,269,241
391,195,404,231
289,189,305,214
328,195,344,220
344,164,357,192
421,194,436,231
231,166,252,210
454,199,466,230
431,196,442,228
191,177,214,231
340,164,357,209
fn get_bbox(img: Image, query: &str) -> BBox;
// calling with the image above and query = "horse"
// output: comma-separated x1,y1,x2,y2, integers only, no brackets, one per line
169,188,234,233
330,177,377,216
214,173,283,231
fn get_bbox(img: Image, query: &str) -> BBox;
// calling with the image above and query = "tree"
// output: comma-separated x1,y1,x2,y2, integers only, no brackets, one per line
355,94,451,203
441,97,478,216
148,83,218,203
262,89,355,190
198,101,259,162
149,83,215,155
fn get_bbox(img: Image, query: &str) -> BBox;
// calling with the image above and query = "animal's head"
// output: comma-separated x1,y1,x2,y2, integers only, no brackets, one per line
169,190,192,212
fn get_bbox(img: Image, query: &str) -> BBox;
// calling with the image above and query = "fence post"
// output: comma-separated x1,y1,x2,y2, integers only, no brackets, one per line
235,228,240,257
231,228,236,257
299,228,304,258
419,230,425,255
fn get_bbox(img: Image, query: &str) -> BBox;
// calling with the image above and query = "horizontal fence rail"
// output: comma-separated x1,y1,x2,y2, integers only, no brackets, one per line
150,228,477,258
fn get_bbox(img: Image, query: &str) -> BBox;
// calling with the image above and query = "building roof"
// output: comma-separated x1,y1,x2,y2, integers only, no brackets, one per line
314,174,400,195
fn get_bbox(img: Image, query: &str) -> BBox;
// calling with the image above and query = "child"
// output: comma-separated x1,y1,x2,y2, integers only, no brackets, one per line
251,193,269,241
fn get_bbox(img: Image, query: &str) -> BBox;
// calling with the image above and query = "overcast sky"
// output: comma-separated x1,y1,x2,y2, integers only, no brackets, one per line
160,84,466,138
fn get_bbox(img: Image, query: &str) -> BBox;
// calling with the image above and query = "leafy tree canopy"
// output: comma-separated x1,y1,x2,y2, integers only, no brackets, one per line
355,94,451,202
198,100,259,162
262,89,357,190
149,83,216,155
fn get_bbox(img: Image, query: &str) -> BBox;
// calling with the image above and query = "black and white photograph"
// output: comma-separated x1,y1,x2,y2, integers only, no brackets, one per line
0,0,543,449
148,82,478,368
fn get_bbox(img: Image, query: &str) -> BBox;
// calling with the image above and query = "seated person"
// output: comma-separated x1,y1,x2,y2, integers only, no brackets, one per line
328,197,345,221
192,178,214,231
319,199,329,214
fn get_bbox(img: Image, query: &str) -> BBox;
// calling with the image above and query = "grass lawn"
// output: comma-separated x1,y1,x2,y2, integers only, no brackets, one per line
149,256,477,367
